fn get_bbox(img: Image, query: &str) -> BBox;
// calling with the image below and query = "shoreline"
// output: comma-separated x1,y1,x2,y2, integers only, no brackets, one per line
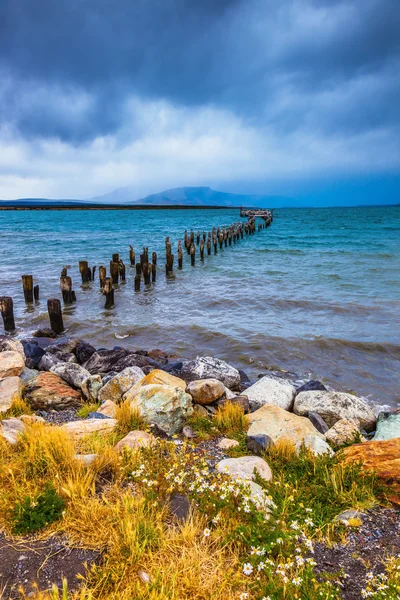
0,204,241,211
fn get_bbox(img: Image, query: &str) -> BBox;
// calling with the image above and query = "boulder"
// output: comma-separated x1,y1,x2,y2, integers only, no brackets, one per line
111,353,155,373
216,394,250,413
373,411,400,442
23,372,82,410
0,337,25,359
0,417,25,445
244,376,296,412
325,419,361,447
0,376,23,413
114,430,155,452
307,411,330,434
148,349,169,365
62,418,117,439
186,379,226,405
217,438,240,450
294,391,376,432
129,384,193,435
32,328,57,339
45,338,81,355
75,341,96,365
296,380,327,394
341,438,400,504
19,367,39,384
98,399,117,418
216,456,272,482
246,434,272,455
98,366,146,403
39,352,76,371
83,348,149,374
51,362,91,390
178,356,241,389
21,341,45,369
192,404,208,418
247,404,324,446
123,370,186,402
81,375,103,402
0,351,24,378
295,435,334,457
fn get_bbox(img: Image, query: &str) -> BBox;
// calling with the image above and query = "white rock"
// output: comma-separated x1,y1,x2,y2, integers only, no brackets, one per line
98,399,117,418
0,351,25,378
217,437,240,450
294,390,376,432
182,356,241,389
75,453,98,466
50,362,91,389
114,430,155,452
216,456,272,482
62,418,117,439
0,417,25,445
0,376,23,413
245,376,296,411
247,404,324,445
295,435,334,457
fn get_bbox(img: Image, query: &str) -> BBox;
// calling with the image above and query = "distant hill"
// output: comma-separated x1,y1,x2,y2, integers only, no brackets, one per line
0,187,295,208
90,186,294,207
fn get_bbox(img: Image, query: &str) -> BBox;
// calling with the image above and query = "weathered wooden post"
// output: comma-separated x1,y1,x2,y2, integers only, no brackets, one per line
102,278,114,309
152,252,157,282
0,297,15,331
196,231,200,245
213,235,218,254
129,245,136,266
110,261,119,285
219,232,223,249
166,253,174,275
60,276,76,304
47,298,64,334
99,266,106,288
119,260,126,283
22,275,34,303
199,239,205,260
33,285,40,302
178,241,183,269
134,273,141,292
190,243,195,266
143,263,151,285
203,231,206,241
79,261,91,283
92,266,97,280
136,262,142,277
207,239,211,255
112,253,119,263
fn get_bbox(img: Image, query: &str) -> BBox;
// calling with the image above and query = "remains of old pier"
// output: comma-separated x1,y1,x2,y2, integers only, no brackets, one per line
0,207,274,334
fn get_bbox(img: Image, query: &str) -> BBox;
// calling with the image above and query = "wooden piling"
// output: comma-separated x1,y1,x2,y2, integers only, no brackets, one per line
119,261,126,283
152,252,157,266
152,262,157,282
178,241,183,269
22,275,34,303
99,266,106,288
60,276,76,304
136,263,142,277
34,285,40,302
0,297,15,331
110,261,119,285
166,253,174,275
196,230,200,245
79,261,91,283
199,240,205,260
134,274,141,291
102,278,115,309
190,243,195,266
143,263,152,285
92,266,97,281
112,253,120,263
207,239,211,255
47,298,64,334
129,245,136,266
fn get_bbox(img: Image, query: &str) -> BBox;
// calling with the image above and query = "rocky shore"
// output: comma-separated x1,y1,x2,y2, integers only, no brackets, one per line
0,332,400,599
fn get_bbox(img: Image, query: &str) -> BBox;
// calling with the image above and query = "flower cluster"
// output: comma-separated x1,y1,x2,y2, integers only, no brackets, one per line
360,557,400,598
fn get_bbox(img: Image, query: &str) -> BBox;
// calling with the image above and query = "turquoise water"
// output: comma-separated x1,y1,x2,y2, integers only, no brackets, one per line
0,206,399,408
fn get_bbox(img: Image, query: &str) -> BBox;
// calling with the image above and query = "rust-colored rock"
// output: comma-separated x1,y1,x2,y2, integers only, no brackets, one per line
23,371,82,410
341,438,400,505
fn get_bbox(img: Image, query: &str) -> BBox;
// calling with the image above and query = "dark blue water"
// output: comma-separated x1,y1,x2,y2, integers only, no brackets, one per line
0,206,399,408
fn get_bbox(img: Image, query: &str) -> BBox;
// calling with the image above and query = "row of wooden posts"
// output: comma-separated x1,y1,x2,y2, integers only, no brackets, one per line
0,216,271,334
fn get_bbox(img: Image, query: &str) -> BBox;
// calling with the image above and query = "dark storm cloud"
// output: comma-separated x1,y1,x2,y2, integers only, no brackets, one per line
0,0,399,142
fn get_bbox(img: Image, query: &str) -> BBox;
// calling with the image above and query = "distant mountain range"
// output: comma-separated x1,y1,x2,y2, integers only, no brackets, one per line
0,186,295,208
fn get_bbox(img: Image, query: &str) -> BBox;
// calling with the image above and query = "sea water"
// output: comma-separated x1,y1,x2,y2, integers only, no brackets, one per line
0,205,399,409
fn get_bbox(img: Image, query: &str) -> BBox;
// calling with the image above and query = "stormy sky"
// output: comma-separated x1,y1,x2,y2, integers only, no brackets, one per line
0,0,399,204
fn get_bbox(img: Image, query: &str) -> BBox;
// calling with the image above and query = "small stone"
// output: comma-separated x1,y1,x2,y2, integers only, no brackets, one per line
0,417,25,445
98,399,117,418
216,456,272,482
87,412,110,420
296,380,327,394
295,435,334,457
0,351,24,378
21,341,45,369
334,509,364,525
246,434,272,455
75,453,98,466
182,425,197,438
0,376,23,413
114,430,155,452
307,411,330,434
217,437,239,450
186,378,226,405
325,419,361,447
216,395,250,413
63,418,117,439
193,404,208,418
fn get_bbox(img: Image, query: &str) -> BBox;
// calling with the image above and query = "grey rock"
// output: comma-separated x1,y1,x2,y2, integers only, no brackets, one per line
50,362,91,390
98,366,145,403
112,354,156,372
216,394,250,413
178,356,241,389
21,341,45,369
246,434,272,455
294,390,376,432
307,411,330,434
0,336,25,358
296,380,327,394
373,411,400,442
38,352,64,372
83,348,151,374
245,376,296,412
45,337,81,355
169,494,191,521
20,366,39,384
75,341,96,365
182,425,197,439
295,435,334,457
87,412,110,420
81,375,103,402
216,456,273,482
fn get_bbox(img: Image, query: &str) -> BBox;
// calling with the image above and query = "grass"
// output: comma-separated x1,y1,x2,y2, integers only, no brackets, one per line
115,400,147,436
0,397,32,420
0,409,393,600
77,403,101,419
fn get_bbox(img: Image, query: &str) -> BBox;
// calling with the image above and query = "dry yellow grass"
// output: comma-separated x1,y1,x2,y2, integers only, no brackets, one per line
115,400,147,435
214,402,248,436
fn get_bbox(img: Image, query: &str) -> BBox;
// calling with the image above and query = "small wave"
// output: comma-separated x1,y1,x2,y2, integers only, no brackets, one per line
115,333,130,339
